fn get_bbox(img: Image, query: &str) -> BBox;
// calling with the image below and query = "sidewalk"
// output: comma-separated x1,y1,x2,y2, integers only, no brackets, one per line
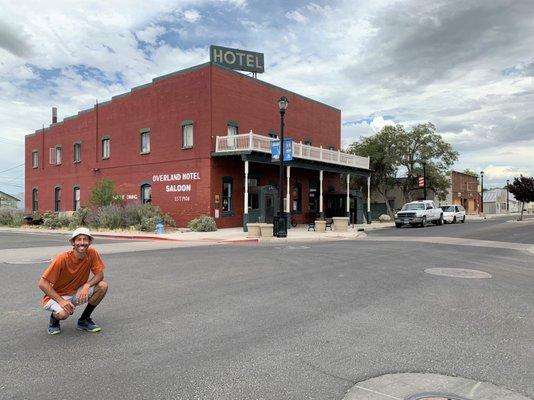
0,222,396,244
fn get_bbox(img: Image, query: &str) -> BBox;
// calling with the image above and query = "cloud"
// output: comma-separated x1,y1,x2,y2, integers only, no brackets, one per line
136,24,166,45
285,10,308,23
183,9,201,23
0,20,32,57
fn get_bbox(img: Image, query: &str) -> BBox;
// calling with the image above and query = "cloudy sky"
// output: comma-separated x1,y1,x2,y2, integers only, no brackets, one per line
1,0,533,197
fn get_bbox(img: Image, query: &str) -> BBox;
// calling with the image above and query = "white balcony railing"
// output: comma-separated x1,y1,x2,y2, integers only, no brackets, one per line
214,130,370,170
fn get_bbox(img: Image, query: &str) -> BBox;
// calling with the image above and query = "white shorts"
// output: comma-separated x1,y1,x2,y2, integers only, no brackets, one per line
43,285,95,314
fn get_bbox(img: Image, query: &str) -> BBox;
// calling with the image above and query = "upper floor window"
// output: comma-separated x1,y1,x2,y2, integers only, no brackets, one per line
303,138,312,146
327,145,335,151
73,186,81,211
32,150,39,168
140,129,150,154
268,131,278,139
102,137,110,159
32,188,38,212
141,183,152,204
74,142,81,163
182,121,193,149
54,187,61,212
227,121,238,137
55,145,62,165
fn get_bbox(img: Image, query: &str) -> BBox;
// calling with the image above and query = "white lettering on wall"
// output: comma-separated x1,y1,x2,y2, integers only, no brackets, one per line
166,184,192,192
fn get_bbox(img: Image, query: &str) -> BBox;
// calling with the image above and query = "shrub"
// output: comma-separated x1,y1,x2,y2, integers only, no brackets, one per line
0,209,25,226
122,203,175,231
378,214,391,222
42,211,71,229
68,208,90,229
89,178,121,207
91,204,124,230
188,215,217,232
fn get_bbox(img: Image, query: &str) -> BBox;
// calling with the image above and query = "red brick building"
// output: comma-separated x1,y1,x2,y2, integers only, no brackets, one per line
25,62,371,228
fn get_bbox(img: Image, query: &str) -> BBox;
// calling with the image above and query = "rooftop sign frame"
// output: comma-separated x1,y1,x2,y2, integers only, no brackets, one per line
210,45,264,73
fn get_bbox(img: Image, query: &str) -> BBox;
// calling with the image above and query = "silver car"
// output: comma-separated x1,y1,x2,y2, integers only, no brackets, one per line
440,204,466,223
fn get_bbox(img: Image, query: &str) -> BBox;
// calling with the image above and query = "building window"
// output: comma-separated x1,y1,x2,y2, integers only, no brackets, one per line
222,176,233,214
102,137,110,159
74,142,81,163
292,183,302,213
32,150,38,168
54,187,61,212
303,138,312,146
309,180,319,213
32,188,38,212
140,129,150,154
182,121,193,149
141,183,151,204
55,145,62,165
268,131,278,139
327,145,335,150
227,121,238,137
73,186,81,211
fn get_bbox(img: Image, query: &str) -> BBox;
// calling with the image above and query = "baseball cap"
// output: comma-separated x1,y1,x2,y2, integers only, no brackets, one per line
69,227,93,243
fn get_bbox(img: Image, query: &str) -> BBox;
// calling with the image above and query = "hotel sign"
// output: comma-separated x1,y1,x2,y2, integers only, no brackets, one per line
210,45,264,73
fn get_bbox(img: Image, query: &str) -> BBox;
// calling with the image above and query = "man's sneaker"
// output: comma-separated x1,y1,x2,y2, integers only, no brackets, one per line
77,318,102,333
48,315,61,335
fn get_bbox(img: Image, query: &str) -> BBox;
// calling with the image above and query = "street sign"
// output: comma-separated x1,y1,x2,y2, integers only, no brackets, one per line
271,138,293,162
418,176,425,187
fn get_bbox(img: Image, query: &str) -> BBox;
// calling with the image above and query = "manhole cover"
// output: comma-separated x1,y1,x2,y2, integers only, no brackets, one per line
424,268,492,279
406,393,471,400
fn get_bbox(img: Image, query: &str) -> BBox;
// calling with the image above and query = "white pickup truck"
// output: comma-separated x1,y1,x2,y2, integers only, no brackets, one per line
394,200,444,228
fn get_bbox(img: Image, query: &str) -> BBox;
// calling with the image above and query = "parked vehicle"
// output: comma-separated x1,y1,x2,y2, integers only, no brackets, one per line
440,204,466,223
394,200,443,228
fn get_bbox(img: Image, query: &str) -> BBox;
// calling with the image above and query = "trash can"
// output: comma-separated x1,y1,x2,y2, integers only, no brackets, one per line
156,223,164,234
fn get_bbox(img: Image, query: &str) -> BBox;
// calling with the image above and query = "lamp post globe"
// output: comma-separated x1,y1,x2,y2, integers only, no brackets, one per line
276,96,289,238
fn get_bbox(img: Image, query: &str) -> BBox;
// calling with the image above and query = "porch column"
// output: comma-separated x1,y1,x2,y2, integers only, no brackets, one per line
367,175,371,224
319,170,324,218
286,166,291,213
243,161,249,231
346,174,351,218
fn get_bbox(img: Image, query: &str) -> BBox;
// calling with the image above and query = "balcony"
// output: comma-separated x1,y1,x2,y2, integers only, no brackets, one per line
214,131,370,170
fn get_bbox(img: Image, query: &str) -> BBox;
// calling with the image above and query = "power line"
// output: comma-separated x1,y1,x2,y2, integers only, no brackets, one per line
0,163,24,174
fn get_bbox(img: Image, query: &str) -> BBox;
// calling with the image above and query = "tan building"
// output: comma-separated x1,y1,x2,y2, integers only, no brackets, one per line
445,171,480,214
0,191,20,209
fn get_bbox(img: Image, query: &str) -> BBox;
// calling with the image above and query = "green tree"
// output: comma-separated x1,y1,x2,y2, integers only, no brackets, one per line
397,123,458,202
507,175,534,221
462,169,479,178
89,178,121,207
346,124,405,216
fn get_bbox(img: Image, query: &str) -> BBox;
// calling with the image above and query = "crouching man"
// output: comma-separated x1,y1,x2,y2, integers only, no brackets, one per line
38,227,108,335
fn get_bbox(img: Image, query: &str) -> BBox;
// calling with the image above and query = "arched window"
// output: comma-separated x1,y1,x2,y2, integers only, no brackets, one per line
32,188,38,212
141,184,152,204
54,187,61,212
73,186,81,211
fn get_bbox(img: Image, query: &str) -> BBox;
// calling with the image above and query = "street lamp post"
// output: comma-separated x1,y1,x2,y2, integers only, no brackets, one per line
422,161,427,200
506,179,510,212
276,96,289,238
480,171,484,214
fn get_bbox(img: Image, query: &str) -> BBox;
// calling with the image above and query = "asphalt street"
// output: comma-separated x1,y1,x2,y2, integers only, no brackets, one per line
0,219,533,400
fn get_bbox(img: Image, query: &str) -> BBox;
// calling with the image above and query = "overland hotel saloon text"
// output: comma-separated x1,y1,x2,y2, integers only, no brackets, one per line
210,45,264,73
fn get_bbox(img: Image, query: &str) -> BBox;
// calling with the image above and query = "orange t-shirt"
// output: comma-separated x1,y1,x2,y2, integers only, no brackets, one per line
41,247,105,305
